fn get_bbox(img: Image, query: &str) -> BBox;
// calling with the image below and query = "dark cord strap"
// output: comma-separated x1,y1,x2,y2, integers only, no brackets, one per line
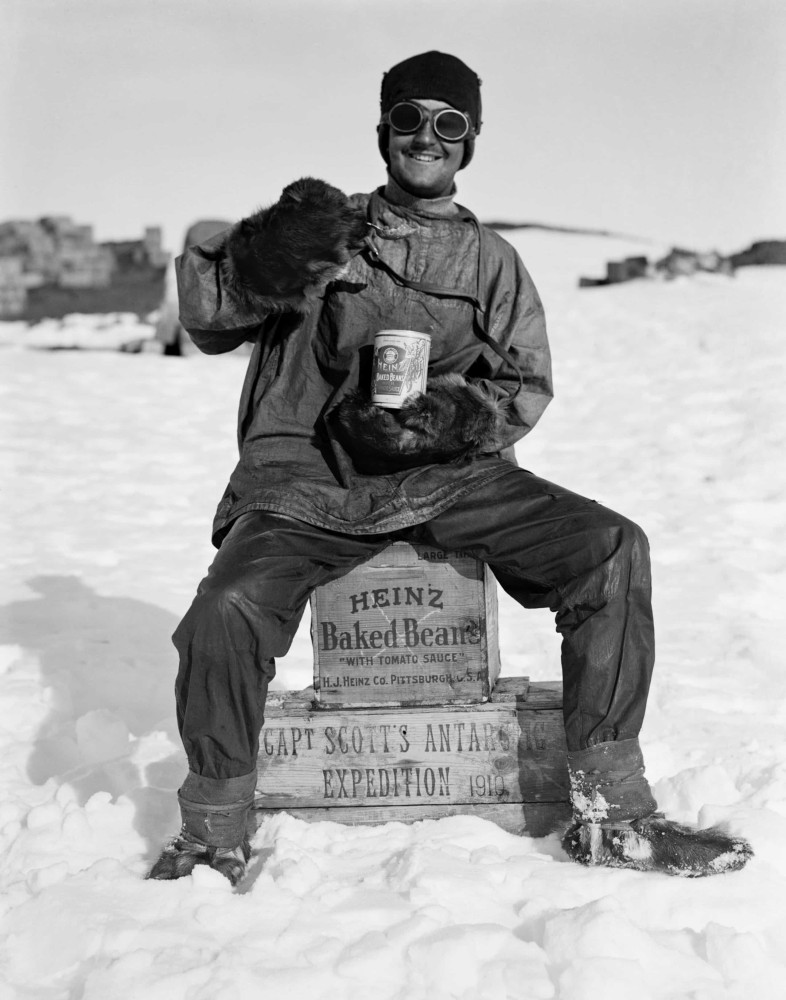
362,222,524,400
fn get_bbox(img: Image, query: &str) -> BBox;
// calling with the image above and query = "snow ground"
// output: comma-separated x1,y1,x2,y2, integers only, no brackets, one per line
1,232,785,999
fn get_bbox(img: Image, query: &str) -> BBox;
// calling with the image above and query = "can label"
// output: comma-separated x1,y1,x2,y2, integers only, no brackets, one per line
371,330,431,408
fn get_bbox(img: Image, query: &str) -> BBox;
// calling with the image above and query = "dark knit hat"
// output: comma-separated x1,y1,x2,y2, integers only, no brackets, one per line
380,51,482,133
378,50,482,170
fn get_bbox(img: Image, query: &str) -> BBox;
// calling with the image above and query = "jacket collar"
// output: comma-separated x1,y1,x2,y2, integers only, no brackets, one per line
382,175,460,219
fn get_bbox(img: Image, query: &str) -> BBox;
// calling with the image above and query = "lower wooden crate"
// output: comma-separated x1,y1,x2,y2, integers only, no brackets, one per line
254,677,571,837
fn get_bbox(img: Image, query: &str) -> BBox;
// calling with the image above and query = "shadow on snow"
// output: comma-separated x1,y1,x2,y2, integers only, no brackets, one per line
0,574,187,857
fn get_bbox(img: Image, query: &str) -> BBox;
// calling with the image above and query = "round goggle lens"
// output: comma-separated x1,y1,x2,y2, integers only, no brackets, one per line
433,110,469,141
388,102,425,133
388,102,470,142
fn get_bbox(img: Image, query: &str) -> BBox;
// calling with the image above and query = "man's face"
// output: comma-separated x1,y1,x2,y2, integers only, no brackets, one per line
387,99,465,199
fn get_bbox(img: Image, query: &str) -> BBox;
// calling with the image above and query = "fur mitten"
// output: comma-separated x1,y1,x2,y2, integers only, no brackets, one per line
221,177,368,311
562,813,752,877
336,373,506,473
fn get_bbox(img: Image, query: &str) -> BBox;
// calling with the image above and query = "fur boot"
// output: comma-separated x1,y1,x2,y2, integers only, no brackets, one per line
336,373,506,473
221,177,368,312
146,831,252,887
562,813,752,877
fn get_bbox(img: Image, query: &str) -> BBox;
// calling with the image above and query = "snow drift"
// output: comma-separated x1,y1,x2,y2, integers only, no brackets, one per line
1,231,784,999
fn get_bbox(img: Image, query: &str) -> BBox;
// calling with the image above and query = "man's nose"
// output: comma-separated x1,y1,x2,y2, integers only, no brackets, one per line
413,115,437,142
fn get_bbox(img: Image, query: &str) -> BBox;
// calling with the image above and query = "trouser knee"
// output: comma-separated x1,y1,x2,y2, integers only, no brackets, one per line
553,511,651,634
173,579,284,666
585,511,650,594
612,515,651,590
619,515,649,560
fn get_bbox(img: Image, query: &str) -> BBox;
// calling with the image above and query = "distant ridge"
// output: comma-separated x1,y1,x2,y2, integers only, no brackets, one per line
483,221,656,243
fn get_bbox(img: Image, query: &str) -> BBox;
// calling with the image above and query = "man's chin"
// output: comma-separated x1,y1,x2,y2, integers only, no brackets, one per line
390,169,451,200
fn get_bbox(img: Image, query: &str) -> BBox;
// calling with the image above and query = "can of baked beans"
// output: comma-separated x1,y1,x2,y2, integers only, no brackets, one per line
371,330,431,408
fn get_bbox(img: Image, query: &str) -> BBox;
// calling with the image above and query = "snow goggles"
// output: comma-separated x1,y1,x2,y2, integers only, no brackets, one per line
383,101,473,142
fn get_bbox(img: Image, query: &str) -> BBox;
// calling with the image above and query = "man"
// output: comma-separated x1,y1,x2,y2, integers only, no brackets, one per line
149,52,751,885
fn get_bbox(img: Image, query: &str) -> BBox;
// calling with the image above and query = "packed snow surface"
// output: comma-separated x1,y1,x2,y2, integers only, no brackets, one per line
1,231,785,999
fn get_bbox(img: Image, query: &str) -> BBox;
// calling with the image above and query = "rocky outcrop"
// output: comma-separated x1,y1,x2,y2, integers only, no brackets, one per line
729,240,786,267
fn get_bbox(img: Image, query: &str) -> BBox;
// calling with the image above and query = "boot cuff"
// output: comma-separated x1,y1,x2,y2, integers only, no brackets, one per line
178,770,257,848
567,738,657,825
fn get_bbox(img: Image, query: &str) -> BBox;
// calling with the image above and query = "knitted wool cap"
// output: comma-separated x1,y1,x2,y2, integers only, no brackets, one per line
378,50,482,169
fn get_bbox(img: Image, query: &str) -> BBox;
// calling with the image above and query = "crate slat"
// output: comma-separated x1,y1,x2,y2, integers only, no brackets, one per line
254,801,572,838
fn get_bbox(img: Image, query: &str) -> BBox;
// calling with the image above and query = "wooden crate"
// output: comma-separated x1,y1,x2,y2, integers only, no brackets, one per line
310,542,501,708
254,678,570,837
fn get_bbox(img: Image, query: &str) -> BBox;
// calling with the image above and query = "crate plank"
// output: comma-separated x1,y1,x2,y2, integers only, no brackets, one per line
310,542,501,707
254,801,572,838
256,679,569,827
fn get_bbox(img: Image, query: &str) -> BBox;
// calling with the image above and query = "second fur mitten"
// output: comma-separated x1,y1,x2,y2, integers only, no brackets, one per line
221,177,368,312
336,373,506,473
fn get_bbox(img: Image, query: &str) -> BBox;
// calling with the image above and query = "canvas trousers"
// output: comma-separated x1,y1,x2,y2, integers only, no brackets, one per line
172,466,657,843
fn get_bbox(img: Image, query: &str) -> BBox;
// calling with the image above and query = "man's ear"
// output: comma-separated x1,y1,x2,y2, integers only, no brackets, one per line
377,123,391,166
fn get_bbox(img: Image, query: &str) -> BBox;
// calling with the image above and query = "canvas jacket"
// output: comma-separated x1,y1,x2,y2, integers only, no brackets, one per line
176,180,553,545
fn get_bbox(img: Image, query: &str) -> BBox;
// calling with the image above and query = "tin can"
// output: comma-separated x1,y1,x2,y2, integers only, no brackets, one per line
371,330,431,408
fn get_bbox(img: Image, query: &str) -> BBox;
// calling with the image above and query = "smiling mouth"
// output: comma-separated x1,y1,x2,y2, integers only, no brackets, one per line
407,151,441,163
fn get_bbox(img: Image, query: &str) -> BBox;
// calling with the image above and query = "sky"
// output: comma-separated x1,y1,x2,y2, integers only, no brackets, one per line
2,0,785,254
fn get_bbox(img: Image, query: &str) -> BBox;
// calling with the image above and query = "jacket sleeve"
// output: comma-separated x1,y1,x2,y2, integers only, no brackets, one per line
175,231,264,355
465,232,553,453
176,177,369,356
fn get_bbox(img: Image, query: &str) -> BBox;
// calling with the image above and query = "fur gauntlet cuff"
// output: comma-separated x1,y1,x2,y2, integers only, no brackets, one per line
221,177,368,312
335,373,507,474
